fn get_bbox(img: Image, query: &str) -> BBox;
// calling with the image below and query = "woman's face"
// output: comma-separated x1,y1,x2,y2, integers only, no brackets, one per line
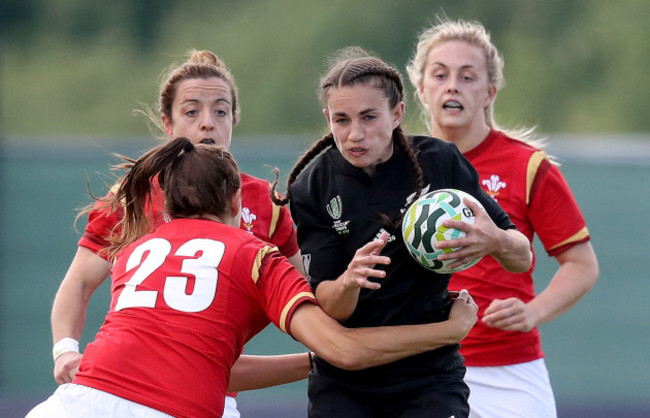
324,84,404,175
162,77,234,148
418,40,496,135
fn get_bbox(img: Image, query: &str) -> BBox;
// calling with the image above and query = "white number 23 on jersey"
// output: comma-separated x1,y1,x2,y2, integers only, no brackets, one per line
115,238,224,313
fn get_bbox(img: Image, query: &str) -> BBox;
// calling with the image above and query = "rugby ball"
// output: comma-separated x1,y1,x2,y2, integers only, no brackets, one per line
402,189,484,274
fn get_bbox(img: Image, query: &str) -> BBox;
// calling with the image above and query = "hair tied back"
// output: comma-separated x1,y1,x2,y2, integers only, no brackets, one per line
181,138,194,152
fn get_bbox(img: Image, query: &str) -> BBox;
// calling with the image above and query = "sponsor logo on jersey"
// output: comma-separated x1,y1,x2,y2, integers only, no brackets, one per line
402,184,432,213
326,195,350,235
374,228,396,243
241,207,257,233
482,174,506,201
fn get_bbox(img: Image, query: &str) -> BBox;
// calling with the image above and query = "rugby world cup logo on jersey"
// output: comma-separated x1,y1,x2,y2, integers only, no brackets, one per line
241,207,257,233
482,174,506,201
326,196,350,235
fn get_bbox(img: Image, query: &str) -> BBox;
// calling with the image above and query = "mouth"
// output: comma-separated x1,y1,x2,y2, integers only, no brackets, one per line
347,147,366,157
199,138,216,145
443,100,463,111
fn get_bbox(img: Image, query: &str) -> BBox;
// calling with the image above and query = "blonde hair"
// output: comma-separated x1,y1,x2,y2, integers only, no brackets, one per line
406,17,549,152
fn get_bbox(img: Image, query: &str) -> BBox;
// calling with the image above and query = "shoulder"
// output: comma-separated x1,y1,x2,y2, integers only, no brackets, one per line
290,149,335,192
492,130,545,157
241,172,271,192
410,135,463,161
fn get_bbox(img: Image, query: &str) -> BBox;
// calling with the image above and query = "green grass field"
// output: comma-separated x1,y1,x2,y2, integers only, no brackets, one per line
2,135,649,417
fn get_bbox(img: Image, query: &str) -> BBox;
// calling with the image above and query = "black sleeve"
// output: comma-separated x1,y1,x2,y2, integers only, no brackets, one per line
289,174,347,291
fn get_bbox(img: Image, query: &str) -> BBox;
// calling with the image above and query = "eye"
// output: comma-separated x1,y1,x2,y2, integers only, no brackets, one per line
363,114,377,121
216,109,228,117
186,109,198,117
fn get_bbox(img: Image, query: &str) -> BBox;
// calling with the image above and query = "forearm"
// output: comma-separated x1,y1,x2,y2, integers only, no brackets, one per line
51,247,110,343
528,243,598,326
51,279,93,342
492,229,532,273
227,353,311,392
332,321,463,370
314,278,360,321
291,303,473,371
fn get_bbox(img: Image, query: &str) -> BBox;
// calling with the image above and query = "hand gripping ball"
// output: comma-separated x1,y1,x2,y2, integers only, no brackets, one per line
402,189,484,274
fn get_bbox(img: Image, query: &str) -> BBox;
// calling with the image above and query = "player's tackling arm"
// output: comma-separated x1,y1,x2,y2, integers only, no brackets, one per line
51,246,111,384
290,290,477,371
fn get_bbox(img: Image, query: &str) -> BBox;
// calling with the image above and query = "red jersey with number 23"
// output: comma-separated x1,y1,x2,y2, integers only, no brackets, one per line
73,218,315,418
450,130,590,366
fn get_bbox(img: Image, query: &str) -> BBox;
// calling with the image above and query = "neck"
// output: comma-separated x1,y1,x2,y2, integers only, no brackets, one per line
186,213,226,223
432,123,491,154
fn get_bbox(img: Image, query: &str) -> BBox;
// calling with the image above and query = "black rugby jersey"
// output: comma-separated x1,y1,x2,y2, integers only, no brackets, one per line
289,135,515,384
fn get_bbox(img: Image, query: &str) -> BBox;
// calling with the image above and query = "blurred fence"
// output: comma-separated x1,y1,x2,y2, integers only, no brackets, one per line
1,134,650,417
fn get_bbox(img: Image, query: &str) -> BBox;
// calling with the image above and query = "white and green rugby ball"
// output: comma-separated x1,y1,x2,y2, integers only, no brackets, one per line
402,189,484,274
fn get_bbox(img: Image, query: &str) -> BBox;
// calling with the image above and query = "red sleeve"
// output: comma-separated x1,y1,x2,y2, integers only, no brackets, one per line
77,198,123,260
256,250,316,337
528,158,590,257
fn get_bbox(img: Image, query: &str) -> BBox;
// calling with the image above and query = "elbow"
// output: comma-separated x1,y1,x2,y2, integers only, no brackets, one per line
503,247,533,274
585,262,599,291
518,248,534,273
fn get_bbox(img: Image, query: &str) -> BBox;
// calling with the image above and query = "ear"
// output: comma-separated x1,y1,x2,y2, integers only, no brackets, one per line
229,188,242,228
162,114,174,139
230,188,242,218
323,108,332,129
391,101,405,130
417,84,428,105
485,84,498,107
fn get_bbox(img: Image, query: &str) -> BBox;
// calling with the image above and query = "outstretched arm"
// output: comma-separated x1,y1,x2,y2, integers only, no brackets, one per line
51,246,110,384
437,198,532,273
290,289,477,370
483,241,598,332
312,233,390,321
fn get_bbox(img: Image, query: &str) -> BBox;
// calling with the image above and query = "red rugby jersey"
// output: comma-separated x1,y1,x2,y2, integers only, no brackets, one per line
73,219,315,418
450,130,590,366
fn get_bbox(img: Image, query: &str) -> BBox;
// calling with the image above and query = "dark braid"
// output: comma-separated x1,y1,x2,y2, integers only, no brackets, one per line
271,133,335,205
394,127,424,197
390,126,424,227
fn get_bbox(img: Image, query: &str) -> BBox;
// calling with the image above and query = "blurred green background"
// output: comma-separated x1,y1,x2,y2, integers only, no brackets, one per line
2,0,650,417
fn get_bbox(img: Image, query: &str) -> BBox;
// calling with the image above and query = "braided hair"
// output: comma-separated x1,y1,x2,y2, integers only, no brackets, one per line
271,47,424,212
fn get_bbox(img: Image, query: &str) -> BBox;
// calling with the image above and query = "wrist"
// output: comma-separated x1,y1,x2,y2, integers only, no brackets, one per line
53,337,79,362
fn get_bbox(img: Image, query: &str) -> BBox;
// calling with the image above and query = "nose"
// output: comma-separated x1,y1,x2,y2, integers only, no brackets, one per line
200,112,215,131
349,119,364,141
446,78,459,94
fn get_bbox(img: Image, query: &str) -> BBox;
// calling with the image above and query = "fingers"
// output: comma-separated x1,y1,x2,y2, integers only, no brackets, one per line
363,233,389,255
451,289,474,305
68,366,79,381
482,298,534,332
54,352,82,385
